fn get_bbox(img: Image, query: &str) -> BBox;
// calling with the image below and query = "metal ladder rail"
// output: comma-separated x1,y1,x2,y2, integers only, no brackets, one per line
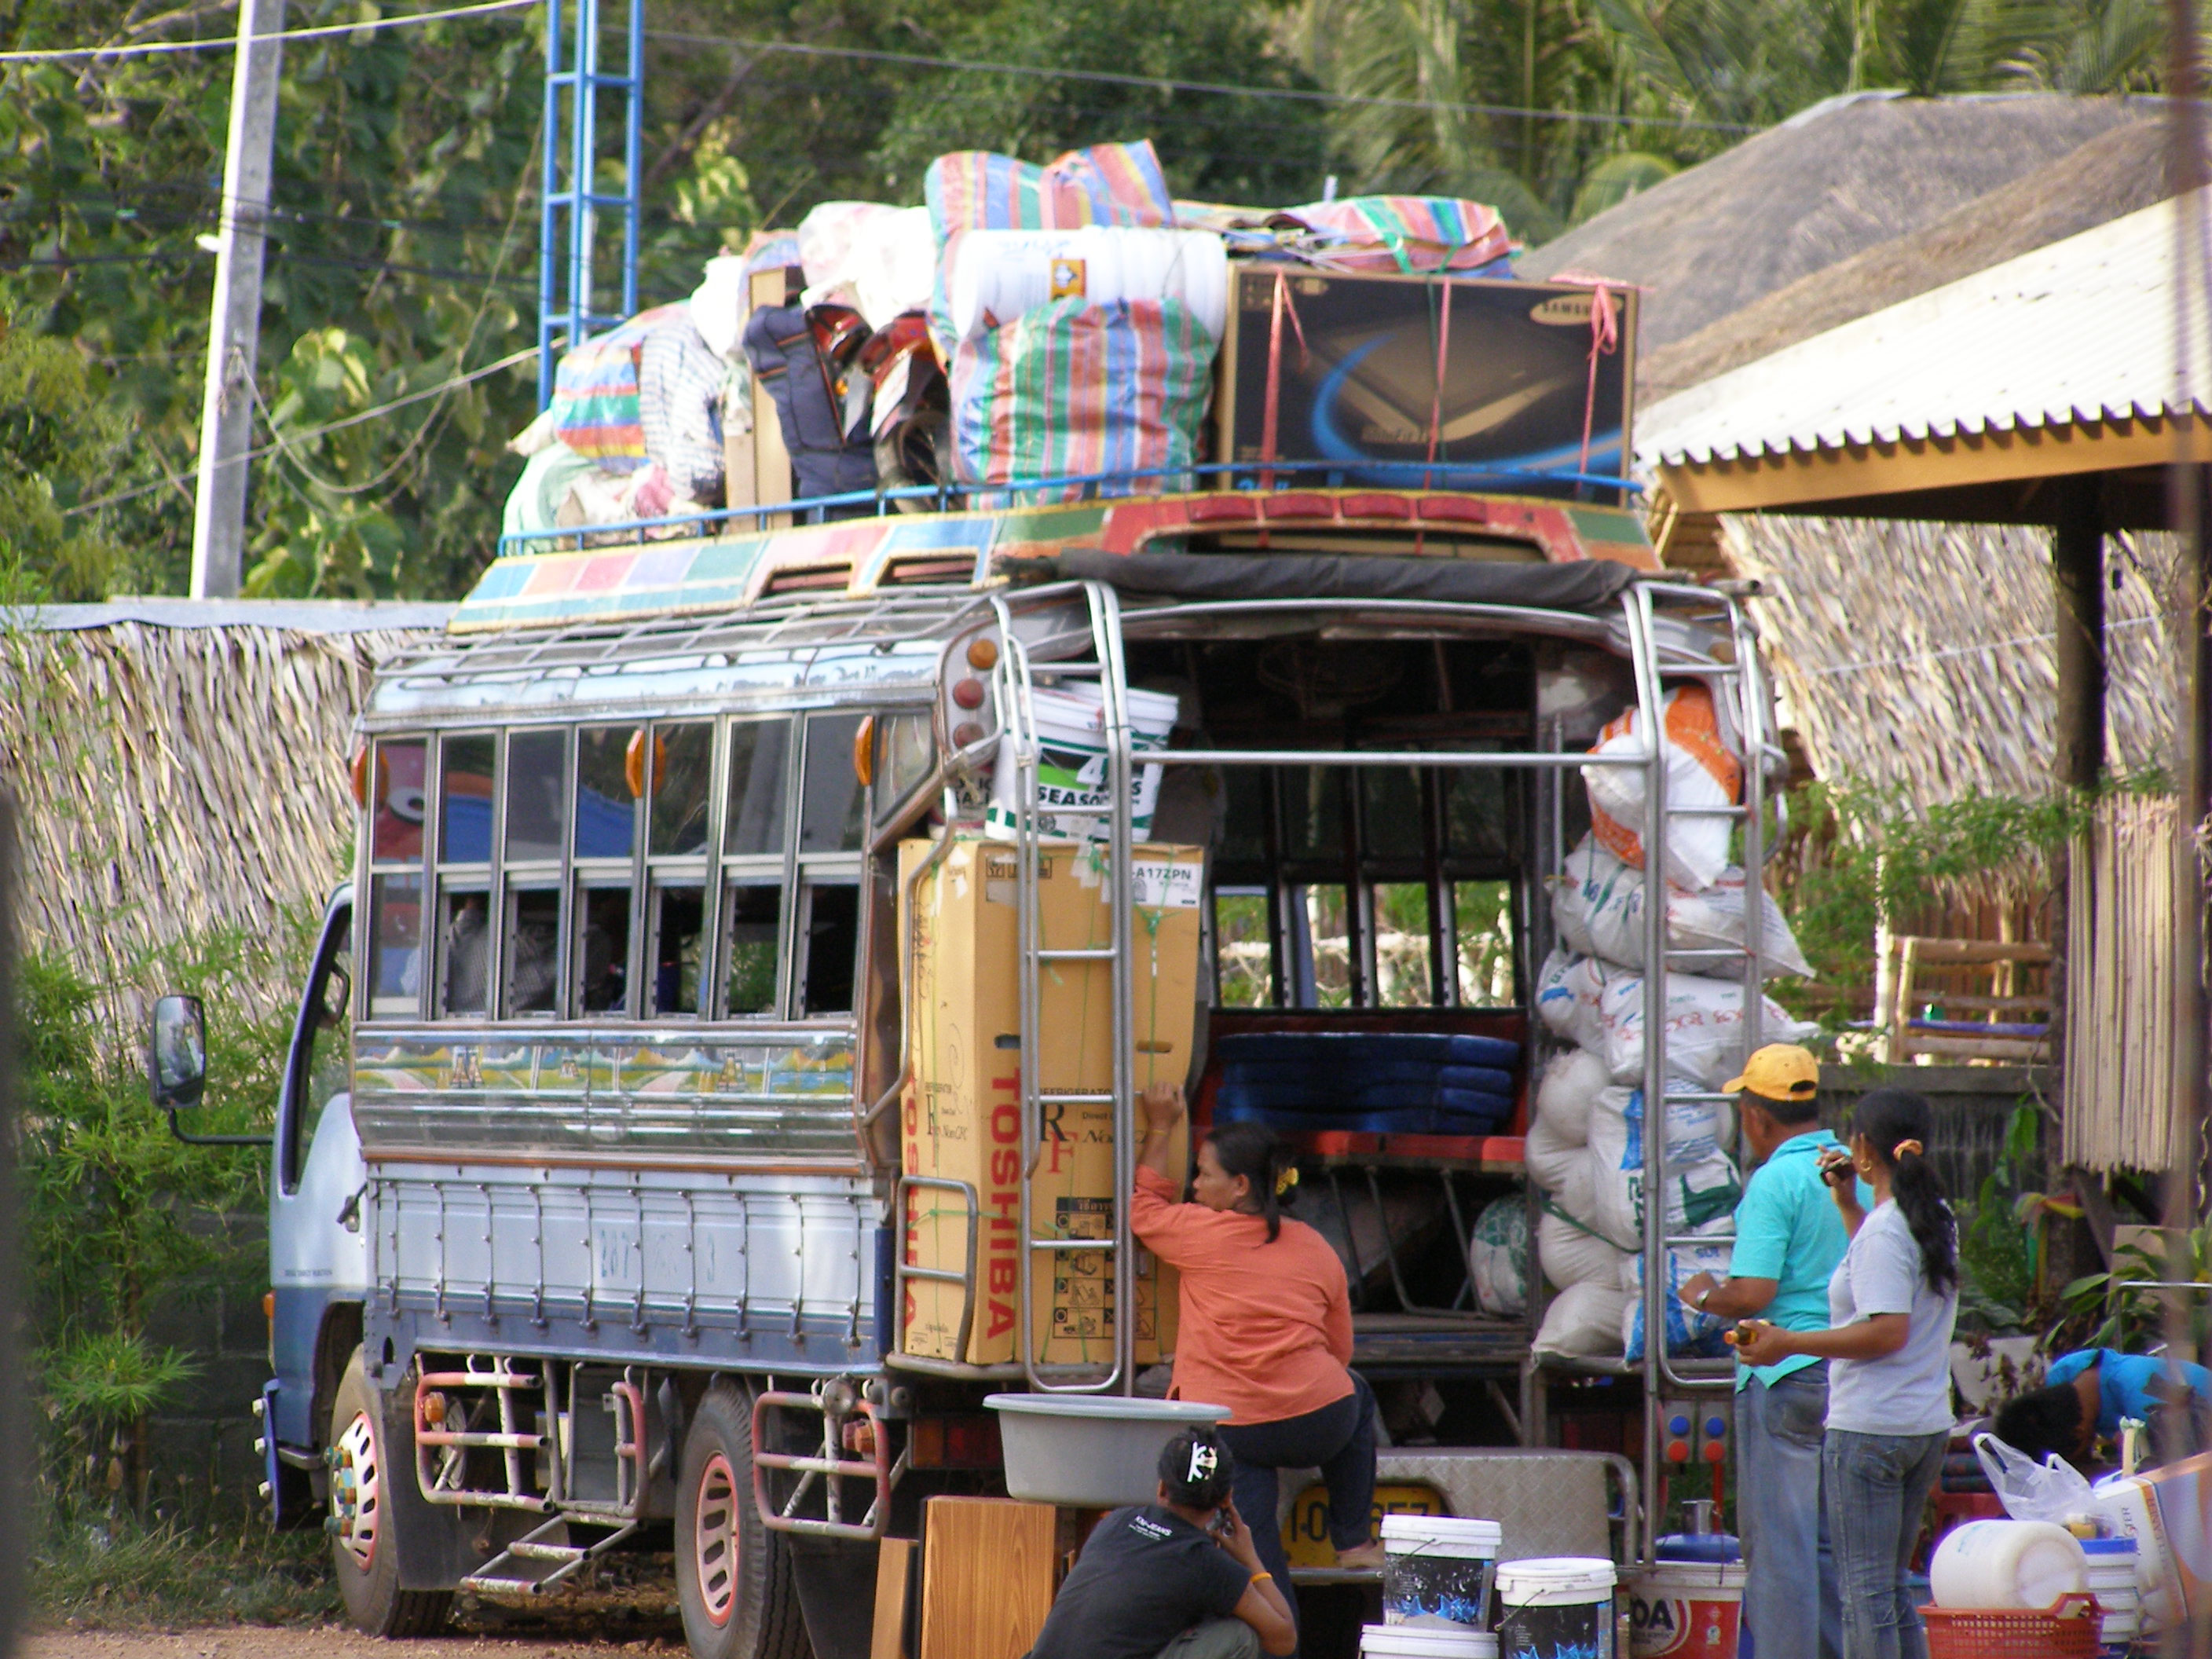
988,585,1139,1393
537,0,643,408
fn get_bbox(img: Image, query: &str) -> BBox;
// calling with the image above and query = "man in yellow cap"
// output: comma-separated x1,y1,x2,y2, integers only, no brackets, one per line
1679,1044,1852,1659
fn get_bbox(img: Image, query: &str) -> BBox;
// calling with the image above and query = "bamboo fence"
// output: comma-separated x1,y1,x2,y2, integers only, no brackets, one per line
2064,794,2183,1171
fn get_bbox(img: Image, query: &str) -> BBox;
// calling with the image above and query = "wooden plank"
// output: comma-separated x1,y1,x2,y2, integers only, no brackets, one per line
1902,1034,2048,1062
747,266,794,529
1894,936,2054,965
871,1536,917,1659
918,1496,1057,1659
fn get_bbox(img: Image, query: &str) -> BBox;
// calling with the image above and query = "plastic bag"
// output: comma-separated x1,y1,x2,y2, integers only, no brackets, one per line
1582,684,1741,891
1470,1196,1529,1318
1533,1280,1631,1359
1552,835,1815,980
1534,1048,1610,1148
1535,948,1612,1052
1594,971,1822,1092
1624,1241,1736,1361
1976,1433,2097,1525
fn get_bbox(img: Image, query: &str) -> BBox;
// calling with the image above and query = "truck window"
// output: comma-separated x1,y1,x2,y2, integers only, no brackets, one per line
504,729,568,861
1213,888,1276,1007
649,884,705,1016
575,726,639,860
577,883,632,1014
723,883,780,1015
434,731,495,1018
504,887,560,1016
650,723,712,857
797,883,859,1016
365,736,427,1018
284,908,353,1192
725,720,790,857
873,712,933,819
798,713,867,853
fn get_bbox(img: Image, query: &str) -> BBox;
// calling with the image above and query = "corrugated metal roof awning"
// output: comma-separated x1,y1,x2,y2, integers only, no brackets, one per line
1635,189,2212,526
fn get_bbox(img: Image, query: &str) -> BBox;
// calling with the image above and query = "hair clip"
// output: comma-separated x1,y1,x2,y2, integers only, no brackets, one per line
1188,1441,1219,1482
1275,1166,1299,1197
1892,1139,1925,1160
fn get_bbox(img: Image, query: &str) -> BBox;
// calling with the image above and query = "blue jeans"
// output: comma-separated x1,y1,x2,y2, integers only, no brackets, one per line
1738,1364,1843,1659
1824,1428,1947,1659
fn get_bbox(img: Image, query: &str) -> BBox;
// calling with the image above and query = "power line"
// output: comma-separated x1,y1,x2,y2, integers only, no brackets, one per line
0,0,532,65
645,30,1759,135
58,343,537,518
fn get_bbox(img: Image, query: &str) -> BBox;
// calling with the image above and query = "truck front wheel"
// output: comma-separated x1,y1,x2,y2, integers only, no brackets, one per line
330,1347,452,1637
676,1382,811,1659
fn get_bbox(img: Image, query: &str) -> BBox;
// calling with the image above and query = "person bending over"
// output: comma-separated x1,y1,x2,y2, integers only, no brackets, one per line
1133,1082,1383,1645
1995,1347,2212,1470
1027,1428,1297,1659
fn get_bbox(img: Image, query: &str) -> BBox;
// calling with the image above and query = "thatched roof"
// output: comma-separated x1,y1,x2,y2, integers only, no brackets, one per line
1722,516,2175,808
1640,119,2181,405
0,603,448,1024
1521,93,2156,352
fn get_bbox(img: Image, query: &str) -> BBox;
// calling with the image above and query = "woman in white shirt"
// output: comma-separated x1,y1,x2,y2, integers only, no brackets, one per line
1736,1089,1957,1659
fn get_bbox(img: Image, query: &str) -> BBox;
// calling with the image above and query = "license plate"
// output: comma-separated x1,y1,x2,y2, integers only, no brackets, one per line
1281,1481,1445,1567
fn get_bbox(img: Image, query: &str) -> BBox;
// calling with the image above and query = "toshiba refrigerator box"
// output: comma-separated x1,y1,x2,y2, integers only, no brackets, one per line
898,836,1202,1369
1214,266,1637,502
2097,1451,2212,1628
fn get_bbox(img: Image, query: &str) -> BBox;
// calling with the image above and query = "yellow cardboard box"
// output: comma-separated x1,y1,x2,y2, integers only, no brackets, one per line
899,835,1203,1368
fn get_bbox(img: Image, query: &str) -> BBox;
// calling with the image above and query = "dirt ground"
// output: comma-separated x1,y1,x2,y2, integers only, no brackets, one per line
25,1584,689,1658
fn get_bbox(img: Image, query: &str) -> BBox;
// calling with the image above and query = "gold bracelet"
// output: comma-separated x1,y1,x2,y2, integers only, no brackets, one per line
1251,1570,1272,1584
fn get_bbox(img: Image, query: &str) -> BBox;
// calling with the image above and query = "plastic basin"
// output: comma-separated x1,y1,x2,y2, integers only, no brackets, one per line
985,1393,1230,1507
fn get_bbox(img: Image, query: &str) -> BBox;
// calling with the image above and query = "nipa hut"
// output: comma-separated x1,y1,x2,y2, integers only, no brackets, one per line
0,601,449,1028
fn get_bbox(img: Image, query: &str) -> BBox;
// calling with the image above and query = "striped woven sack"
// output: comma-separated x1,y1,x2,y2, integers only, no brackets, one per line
551,302,688,469
1286,195,1514,274
925,141,1177,359
947,297,1216,503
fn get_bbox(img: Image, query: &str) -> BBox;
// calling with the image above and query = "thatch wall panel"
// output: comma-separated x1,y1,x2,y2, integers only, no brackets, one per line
1723,515,2176,811
0,622,436,1024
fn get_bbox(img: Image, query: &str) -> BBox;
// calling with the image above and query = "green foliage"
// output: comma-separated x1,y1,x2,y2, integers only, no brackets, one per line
1955,1100,2042,1333
1778,779,2097,1011
18,919,310,1507
31,1501,338,1625
0,309,132,599
2060,1225,2212,1355
870,0,1329,205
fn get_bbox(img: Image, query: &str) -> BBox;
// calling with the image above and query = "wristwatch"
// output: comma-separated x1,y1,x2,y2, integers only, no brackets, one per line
1693,1284,1715,1310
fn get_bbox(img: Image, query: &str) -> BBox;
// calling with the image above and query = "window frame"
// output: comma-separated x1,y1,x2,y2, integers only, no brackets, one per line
359,734,430,1024
717,712,797,1020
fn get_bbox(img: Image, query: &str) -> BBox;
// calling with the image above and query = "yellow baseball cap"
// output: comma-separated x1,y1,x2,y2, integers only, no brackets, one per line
1723,1043,1820,1102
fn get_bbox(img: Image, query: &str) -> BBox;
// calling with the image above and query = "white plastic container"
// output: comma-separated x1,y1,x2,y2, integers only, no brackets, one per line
1381,1514,1503,1628
1627,1560,1745,1657
983,1393,1226,1507
987,683,1180,842
1928,1519,2089,1610
1496,1558,1619,1659
1361,1625,1499,1659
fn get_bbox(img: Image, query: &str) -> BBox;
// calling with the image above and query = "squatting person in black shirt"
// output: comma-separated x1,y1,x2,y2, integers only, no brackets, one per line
1027,1427,1297,1659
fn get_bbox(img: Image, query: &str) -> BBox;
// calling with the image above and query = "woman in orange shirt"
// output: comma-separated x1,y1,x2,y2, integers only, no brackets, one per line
1133,1081,1382,1637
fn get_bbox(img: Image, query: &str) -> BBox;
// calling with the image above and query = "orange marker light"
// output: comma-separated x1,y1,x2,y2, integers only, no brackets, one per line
853,715,877,786
965,636,999,671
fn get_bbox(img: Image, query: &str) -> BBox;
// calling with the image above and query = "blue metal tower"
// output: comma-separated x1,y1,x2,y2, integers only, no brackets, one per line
537,0,644,408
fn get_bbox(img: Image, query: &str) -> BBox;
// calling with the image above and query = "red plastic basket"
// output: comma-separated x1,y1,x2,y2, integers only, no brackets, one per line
1922,1593,2102,1659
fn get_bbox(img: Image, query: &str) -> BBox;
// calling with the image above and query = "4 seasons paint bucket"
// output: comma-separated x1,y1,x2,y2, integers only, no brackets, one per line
986,683,1179,841
1628,1559,1745,1657
1362,1625,1500,1659
1382,1514,1504,1628
1498,1557,1619,1659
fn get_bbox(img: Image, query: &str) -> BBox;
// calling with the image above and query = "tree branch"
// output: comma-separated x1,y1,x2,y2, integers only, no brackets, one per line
640,53,756,196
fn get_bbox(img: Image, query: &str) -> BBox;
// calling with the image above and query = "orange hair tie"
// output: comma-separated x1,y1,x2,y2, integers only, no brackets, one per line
1892,1139,1925,1161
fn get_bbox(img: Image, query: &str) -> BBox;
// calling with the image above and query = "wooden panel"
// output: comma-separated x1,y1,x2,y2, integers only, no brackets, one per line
871,1536,917,1659
918,1497,1057,1659
748,266,795,528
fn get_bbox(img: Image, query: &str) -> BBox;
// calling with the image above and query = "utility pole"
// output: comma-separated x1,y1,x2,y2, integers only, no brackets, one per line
189,0,285,599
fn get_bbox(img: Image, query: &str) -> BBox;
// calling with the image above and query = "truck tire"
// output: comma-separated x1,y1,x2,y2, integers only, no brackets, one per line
676,1382,812,1659
330,1348,452,1637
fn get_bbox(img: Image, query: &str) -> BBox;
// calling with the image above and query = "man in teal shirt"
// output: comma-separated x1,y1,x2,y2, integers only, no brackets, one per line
1679,1045,1854,1659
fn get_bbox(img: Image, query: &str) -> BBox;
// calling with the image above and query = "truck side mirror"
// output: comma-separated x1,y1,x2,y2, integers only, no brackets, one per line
149,994,207,1111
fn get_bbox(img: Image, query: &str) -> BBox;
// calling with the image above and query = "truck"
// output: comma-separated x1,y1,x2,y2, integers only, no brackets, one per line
148,463,1786,1659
